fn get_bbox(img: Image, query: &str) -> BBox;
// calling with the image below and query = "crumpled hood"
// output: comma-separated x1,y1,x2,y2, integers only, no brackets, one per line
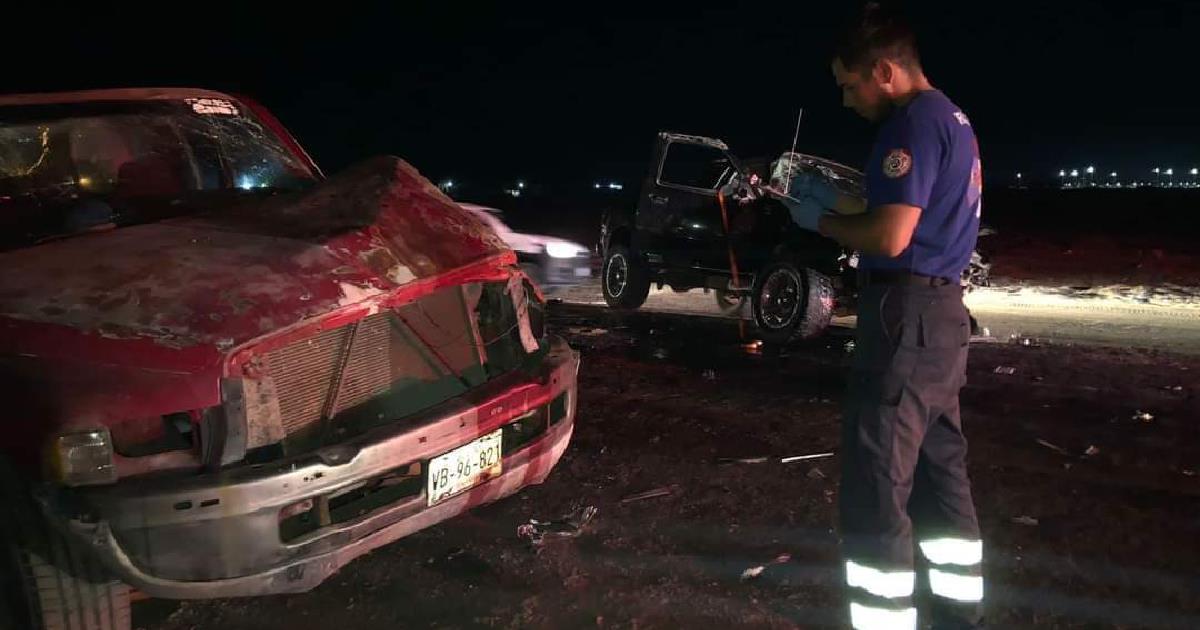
0,157,511,355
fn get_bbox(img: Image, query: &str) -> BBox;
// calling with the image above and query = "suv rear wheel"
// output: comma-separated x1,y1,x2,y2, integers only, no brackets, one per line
751,263,834,343
602,244,651,309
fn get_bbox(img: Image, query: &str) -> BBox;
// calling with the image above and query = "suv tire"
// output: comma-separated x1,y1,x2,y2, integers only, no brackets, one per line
751,263,834,343
602,244,651,310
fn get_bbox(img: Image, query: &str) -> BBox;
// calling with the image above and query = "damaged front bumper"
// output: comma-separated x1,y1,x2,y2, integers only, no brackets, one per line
43,337,579,599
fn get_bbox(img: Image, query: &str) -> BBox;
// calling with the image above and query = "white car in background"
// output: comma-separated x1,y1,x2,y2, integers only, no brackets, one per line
460,203,593,293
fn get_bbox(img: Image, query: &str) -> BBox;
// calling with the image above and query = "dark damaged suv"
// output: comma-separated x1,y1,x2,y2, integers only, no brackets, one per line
599,132,989,341
0,89,578,630
599,132,864,341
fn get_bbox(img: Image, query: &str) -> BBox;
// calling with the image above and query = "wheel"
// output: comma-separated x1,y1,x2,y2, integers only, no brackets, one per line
602,244,651,309
751,263,834,343
1,473,130,630
713,289,748,316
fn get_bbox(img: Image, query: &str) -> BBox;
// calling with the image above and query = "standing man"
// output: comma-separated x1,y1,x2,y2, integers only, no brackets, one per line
781,4,985,629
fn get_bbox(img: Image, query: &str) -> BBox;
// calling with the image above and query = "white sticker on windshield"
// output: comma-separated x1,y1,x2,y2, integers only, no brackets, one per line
187,98,239,116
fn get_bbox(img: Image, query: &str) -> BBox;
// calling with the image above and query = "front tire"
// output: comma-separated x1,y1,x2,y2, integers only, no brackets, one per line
751,263,834,343
1,477,130,630
602,244,651,309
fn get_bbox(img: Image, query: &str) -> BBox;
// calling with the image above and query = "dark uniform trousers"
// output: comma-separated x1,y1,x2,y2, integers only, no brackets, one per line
840,281,984,630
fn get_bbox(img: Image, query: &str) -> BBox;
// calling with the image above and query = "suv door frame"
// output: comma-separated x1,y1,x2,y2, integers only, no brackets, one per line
633,132,743,272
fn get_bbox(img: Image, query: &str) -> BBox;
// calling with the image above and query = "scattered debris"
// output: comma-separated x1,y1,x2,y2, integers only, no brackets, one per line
844,340,856,353
1009,333,1038,347
1132,410,1154,423
702,369,717,381
566,326,609,337
781,452,836,464
652,348,669,360
620,485,679,504
1183,470,1196,477
516,505,598,546
718,456,771,464
741,566,765,581
740,553,793,581
1084,445,1101,457
719,452,835,465
1036,439,1070,456
807,468,827,480
1162,385,1184,392
1011,515,1040,527
993,366,1017,375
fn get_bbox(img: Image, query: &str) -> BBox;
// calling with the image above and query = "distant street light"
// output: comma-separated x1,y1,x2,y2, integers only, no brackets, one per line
517,181,526,189
1153,167,1161,187
1166,168,1174,187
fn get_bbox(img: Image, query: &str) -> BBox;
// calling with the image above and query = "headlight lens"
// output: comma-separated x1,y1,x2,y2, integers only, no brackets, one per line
50,429,117,486
545,242,582,259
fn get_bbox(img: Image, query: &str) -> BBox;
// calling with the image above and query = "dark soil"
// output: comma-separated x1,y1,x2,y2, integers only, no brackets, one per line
139,304,1200,630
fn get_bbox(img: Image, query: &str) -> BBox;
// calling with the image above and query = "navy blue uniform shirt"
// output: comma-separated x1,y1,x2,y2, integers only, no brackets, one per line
860,89,982,280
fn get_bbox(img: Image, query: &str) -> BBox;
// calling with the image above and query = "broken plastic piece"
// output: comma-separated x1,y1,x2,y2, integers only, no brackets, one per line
516,505,598,546
719,452,835,465
1036,439,1069,456
740,553,792,581
1084,445,1100,457
1011,516,1039,526
993,366,1016,375
620,485,678,504
1132,410,1154,422
741,566,765,581
781,452,835,464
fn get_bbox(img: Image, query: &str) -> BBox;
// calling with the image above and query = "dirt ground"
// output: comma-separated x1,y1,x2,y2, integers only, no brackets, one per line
138,301,1200,630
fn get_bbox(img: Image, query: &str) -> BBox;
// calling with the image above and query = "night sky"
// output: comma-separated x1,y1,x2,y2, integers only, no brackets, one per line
8,1,1198,189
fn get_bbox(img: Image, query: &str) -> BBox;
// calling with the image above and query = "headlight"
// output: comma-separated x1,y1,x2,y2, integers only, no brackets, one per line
49,429,117,487
545,242,583,259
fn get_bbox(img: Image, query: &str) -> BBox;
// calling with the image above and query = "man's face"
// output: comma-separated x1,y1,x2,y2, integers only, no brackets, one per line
833,58,888,122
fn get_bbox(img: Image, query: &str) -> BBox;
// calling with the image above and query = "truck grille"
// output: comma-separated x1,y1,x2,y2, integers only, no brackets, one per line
261,312,392,436
249,280,541,452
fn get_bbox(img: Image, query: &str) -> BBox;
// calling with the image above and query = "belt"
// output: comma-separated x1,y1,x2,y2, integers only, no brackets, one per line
859,269,955,287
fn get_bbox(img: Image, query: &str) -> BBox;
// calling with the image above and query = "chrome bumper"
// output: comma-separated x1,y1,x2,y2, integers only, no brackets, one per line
48,337,579,599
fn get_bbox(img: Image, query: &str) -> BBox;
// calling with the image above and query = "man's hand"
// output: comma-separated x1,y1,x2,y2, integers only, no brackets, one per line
787,173,841,209
781,195,826,232
818,204,922,257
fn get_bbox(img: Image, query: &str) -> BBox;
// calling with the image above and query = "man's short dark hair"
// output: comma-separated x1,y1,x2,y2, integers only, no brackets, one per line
835,2,921,73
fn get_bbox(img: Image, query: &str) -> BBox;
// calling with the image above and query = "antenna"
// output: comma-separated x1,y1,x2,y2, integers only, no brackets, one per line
782,108,804,195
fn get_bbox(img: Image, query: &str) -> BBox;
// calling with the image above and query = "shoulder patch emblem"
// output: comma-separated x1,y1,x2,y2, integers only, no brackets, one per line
882,148,912,179
953,111,971,126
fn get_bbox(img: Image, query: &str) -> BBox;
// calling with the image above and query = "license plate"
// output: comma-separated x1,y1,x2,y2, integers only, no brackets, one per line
427,429,503,506
574,267,592,277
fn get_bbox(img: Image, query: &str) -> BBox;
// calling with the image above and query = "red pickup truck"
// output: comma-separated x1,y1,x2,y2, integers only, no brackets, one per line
0,88,578,630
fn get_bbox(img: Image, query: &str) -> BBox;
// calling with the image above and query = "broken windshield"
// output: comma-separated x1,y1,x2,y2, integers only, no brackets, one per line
0,98,318,250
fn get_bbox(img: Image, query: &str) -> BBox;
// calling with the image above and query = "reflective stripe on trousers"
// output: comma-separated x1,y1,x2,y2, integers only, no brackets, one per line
919,538,985,603
844,561,916,630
